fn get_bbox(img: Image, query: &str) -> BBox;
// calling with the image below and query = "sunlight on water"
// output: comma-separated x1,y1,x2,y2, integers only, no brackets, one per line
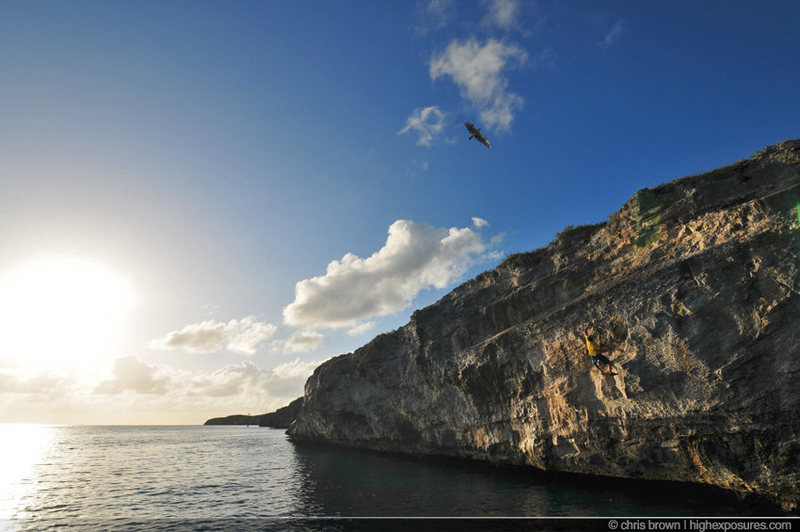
0,424,59,519
0,426,771,527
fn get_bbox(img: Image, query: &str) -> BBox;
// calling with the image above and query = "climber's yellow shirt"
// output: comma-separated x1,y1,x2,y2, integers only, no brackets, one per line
586,337,600,357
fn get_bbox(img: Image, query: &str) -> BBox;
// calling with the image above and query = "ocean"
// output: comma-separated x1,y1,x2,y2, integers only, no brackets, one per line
0,424,780,530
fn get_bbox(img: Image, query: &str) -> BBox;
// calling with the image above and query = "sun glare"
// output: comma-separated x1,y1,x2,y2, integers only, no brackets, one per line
0,256,137,371
0,424,59,519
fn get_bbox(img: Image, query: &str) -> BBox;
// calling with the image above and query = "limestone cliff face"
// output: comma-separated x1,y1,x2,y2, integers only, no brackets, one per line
288,140,800,510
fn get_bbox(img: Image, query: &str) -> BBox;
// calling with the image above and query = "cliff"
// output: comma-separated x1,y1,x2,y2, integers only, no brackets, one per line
204,397,302,428
258,397,303,428
288,139,800,510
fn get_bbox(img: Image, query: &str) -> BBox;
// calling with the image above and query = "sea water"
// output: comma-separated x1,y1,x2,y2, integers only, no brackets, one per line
0,424,776,528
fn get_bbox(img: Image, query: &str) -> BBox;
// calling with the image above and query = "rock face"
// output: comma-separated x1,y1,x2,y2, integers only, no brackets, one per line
258,397,303,428
288,140,800,510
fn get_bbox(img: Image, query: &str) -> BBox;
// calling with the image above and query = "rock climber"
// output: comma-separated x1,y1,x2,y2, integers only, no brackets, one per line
583,323,618,375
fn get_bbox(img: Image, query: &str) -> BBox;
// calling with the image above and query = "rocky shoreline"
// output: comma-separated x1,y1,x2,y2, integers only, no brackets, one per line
287,140,800,511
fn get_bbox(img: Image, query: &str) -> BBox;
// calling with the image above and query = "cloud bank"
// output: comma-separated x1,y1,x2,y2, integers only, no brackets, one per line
0,356,326,424
187,358,320,400
430,38,527,131
0,371,72,394
95,355,170,395
151,316,277,355
283,219,493,330
89,356,322,405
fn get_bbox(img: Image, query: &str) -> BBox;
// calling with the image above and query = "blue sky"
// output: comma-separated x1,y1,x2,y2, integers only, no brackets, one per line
1,0,799,423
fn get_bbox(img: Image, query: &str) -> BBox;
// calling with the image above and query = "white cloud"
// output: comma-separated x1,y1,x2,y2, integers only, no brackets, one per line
347,321,377,336
94,356,171,395
398,106,446,147
429,38,527,131
600,20,624,50
416,0,455,35
151,316,277,355
284,330,324,354
189,361,275,398
482,0,521,30
472,216,489,228
272,358,321,379
188,358,324,402
283,219,492,329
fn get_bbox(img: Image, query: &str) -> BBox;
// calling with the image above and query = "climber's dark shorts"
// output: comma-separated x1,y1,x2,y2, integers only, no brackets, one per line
591,354,611,366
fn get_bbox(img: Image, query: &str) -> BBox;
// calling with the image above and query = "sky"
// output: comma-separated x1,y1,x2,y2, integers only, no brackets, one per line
1,0,799,424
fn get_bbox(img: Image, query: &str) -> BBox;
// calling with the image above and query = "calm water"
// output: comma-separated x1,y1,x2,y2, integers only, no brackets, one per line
0,425,778,528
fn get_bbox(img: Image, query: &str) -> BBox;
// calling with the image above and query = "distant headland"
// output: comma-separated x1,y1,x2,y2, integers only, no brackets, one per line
204,397,302,428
